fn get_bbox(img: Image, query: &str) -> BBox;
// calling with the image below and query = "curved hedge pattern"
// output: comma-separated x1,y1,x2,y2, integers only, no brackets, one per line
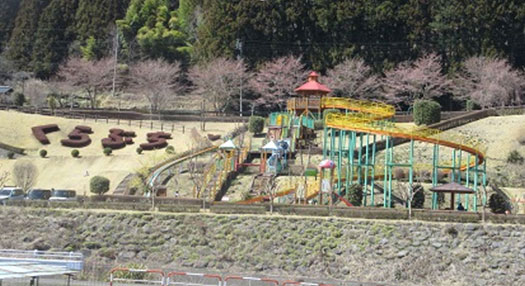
101,128,136,150
140,132,172,150
61,126,92,148
32,124,60,144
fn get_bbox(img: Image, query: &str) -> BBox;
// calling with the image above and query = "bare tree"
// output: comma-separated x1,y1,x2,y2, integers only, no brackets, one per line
12,160,38,193
382,53,453,106
454,56,525,108
325,58,381,99
189,58,249,114
396,171,430,219
24,79,50,108
129,59,182,114
57,57,113,109
250,55,307,111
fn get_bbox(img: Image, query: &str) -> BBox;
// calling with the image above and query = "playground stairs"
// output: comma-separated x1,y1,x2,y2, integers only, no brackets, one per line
113,173,135,195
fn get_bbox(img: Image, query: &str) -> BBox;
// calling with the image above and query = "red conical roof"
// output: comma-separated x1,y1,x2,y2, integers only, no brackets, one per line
295,71,331,94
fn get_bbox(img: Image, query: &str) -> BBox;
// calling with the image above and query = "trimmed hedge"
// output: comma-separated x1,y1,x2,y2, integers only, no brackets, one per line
413,100,441,126
248,116,265,134
101,128,136,150
61,126,92,147
140,132,171,150
32,124,60,144
90,176,110,195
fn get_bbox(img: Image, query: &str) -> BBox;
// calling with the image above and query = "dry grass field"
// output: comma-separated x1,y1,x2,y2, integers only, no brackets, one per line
0,110,238,194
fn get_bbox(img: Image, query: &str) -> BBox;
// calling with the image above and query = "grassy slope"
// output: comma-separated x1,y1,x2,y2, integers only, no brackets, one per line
0,110,238,194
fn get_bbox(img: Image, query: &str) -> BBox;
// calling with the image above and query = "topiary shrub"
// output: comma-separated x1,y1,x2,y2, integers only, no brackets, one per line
489,193,507,214
90,176,110,195
71,149,79,158
466,100,480,111
103,147,112,156
7,152,15,159
347,184,363,206
136,147,143,155
411,185,425,209
165,145,175,154
323,109,340,120
14,92,25,106
507,150,524,164
248,116,265,134
39,149,47,158
413,100,441,126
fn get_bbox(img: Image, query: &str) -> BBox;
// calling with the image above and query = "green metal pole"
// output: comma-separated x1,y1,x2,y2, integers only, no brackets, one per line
408,139,414,208
330,129,335,161
387,138,394,208
472,156,479,212
370,135,377,206
345,131,351,195
482,160,487,206
323,126,328,160
349,132,356,186
383,136,390,208
358,133,363,185
363,134,370,206
337,130,343,196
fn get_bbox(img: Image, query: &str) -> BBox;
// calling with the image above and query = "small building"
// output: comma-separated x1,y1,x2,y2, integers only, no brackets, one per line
0,86,13,95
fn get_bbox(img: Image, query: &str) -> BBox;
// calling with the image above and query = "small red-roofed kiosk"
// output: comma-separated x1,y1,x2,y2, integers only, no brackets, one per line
290,71,332,118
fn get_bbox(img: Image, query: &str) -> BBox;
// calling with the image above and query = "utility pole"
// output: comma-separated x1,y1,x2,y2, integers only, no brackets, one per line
111,29,119,110
236,39,243,117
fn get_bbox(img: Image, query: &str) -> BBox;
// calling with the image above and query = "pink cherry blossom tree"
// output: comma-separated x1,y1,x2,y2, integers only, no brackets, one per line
189,58,249,113
57,57,113,109
382,53,453,106
454,56,525,108
325,58,381,99
250,55,308,111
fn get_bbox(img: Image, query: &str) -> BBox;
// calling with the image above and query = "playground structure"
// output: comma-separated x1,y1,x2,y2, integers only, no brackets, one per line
148,72,488,211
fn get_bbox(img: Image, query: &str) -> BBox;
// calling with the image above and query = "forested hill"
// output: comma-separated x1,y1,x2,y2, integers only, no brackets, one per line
2,0,525,78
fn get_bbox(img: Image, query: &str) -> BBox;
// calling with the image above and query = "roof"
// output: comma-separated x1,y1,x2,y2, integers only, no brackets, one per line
294,72,331,94
0,86,13,94
219,139,237,150
0,249,83,280
429,182,475,194
261,141,279,151
0,261,77,279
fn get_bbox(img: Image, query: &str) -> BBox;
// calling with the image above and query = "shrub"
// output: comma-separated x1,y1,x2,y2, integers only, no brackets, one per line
7,152,15,159
14,92,25,106
103,147,112,156
507,150,524,164
413,100,441,126
248,116,265,134
347,184,363,206
71,149,79,158
489,193,507,214
314,120,324,130
465,100,480,111
323,109,340,119
136,147,143,155
411,185,425,209
166,145,175,154
39,149,47,158
90,176,110,195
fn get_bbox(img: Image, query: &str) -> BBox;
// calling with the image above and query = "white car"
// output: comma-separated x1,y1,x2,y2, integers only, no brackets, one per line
0,187,25,203
49,189,77,201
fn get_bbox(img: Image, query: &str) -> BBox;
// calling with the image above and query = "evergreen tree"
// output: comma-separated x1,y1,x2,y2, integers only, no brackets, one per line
0,0,21,51
6,0,51,70
75,0,130,59
32,0,79,78
117,0,190,62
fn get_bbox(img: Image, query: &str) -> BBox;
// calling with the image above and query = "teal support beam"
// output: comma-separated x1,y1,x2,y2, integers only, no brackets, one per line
337,129,343,195
370,135,377,206
363,134,370,206
358,133,363,185
431,144,439,209
383,136,390,208
323,126,328,159
408,140,414,203
482,160,487,206
330,129,335,161
473,156,479,212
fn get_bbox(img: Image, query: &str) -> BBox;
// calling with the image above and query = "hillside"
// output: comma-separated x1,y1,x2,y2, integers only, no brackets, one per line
0,110,238,194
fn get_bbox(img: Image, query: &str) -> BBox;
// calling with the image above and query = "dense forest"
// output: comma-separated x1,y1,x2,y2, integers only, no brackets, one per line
1,0,525,113
2,0,525,77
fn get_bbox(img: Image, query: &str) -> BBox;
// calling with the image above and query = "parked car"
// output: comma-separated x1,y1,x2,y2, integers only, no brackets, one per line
0,187,25,203
26,189,52,200
49,189,77,201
